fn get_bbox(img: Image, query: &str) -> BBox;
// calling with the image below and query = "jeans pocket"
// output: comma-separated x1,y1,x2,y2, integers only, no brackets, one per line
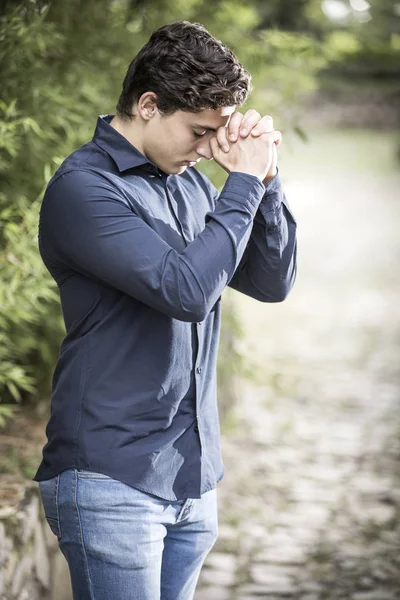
76,469,113,480
39,475,62,540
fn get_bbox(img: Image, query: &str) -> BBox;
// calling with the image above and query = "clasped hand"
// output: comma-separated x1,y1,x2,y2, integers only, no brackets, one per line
210,110,281,184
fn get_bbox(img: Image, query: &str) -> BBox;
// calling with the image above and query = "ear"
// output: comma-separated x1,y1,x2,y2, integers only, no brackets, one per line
137,92,159,121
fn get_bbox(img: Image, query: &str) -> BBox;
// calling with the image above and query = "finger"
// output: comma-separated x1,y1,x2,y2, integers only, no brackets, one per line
216,125,230,153
273,130,282,145
239,109,262,138
250,115,274,137
227,111,244,143
260,129,282,145
265,144,278,181
209,136,230,173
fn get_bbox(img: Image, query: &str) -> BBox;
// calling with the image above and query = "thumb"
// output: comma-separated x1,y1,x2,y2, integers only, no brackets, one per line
210,136,226,165
273,130,282,146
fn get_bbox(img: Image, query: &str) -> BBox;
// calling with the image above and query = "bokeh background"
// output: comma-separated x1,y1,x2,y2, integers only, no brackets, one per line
0,1,399,598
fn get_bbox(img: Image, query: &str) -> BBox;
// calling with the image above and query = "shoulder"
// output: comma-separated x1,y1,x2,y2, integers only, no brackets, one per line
46,138,118,191
41,167,128,225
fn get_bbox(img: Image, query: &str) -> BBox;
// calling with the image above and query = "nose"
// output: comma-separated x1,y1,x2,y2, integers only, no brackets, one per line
195,138,213,161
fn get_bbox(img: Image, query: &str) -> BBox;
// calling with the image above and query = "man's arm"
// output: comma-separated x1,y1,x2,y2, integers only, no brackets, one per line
228,170,297,302
210,110,297,302
39,169,266,323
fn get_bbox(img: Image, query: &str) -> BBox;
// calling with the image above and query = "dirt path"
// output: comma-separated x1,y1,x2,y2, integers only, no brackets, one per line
195,129,400,600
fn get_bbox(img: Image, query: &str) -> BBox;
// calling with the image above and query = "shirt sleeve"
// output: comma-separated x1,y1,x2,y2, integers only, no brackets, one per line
39,169,266,323
227,169,297,302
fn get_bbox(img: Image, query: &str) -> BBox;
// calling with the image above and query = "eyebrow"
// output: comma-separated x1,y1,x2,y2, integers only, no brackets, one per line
192,124,218,132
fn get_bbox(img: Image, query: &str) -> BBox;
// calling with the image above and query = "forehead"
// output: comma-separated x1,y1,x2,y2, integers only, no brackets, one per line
178,106,236,130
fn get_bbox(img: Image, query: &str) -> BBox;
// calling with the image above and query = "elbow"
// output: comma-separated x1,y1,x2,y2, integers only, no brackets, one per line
180,308,207,323
261,285,291,303
173,301,208,323
176,295,221,323
267,249,297,303
175,279,215,322
259,267,297,303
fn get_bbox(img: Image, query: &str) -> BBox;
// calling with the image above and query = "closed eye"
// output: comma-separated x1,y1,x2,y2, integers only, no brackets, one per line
193,131,207,138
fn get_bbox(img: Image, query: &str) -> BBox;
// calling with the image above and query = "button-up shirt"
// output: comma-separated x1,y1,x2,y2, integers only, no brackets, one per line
33,114,297,500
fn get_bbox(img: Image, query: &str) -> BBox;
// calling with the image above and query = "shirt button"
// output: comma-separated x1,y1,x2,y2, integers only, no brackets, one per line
268,224,279,233
196,367,202,374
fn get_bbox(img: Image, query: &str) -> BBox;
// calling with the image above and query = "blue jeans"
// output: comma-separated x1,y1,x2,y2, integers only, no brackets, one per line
39,469,218,600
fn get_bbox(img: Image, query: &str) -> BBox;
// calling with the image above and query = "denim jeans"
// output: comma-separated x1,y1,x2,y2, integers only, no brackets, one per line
39,469,218,600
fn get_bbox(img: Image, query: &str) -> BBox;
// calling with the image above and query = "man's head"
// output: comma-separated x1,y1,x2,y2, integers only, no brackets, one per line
114,21,251,174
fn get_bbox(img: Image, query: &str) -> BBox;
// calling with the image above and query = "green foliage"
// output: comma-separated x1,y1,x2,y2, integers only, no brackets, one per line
312,0,400,77
0,405,17,429
0,0,326,419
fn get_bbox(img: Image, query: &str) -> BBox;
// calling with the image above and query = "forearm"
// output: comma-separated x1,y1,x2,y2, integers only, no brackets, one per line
228,171,297,302
41,170,266,323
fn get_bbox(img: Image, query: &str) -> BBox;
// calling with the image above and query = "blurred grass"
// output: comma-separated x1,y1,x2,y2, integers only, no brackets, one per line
280,127,400,177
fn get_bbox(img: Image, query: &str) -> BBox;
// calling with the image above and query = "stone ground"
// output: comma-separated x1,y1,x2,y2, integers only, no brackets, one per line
195,128,400,600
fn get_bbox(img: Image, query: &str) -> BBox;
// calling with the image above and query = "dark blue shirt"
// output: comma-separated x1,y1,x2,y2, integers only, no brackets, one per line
33,114,297,500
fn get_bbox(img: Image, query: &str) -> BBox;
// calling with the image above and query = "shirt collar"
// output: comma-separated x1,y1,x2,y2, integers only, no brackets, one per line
93,114,160,175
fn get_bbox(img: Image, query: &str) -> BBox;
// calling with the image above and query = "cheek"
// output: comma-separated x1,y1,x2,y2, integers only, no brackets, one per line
172,132,196,154
154,121,195,157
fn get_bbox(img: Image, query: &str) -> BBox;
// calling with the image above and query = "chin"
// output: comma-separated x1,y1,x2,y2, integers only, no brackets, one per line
173,165,187,175
157,163,185,175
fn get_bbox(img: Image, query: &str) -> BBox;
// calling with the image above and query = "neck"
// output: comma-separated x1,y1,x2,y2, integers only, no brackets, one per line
109,115,145,156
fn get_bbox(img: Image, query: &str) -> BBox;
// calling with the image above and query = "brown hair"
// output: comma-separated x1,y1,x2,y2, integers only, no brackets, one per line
116,21,251,118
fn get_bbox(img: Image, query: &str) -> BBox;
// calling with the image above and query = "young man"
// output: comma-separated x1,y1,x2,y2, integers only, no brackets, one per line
34,20,297,600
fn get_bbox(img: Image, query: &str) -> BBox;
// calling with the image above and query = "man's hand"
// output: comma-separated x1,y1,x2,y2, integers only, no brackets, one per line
210,128,279,183
213,110,281,183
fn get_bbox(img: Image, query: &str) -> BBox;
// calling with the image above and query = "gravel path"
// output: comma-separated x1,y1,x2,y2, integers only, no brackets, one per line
195,129,400,600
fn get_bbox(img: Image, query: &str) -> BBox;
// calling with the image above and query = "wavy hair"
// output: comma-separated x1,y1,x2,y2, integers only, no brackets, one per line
116,21,251,117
